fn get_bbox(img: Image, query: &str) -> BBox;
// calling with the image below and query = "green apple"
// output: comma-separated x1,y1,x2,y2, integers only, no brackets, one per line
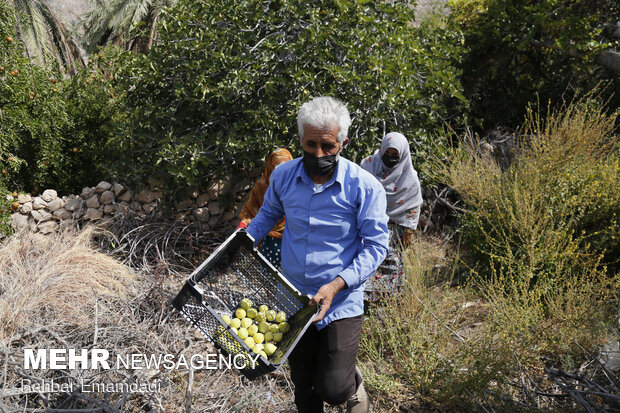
241,318,253,329
255,312,266,323
266,310,276,322
278,322,290,333
264,343,277,356
264,331,274,342
230,318,241,329
246,308,258,319
273,332,283,342
269,324,279,334
254,332,265,344
240,298,253,310
248,324,259,336
221,314,231,325
235,308,246,319
258,304,269,313
253,343,264,353
244,336,255,349
275,311,287,323
238,327,249,339
258,321,270,334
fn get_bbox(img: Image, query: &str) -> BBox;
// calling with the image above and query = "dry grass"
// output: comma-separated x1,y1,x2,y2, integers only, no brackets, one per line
0,226,138,341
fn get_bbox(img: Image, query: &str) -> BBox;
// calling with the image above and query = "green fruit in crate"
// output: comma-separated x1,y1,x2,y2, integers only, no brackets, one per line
248,324,259,336
265,343,277,356
259,350,268,359
238,327,249,339
273,332,283,343
259,304,269,313
230,318,241,329
278,322,290,333
221,314,231,324
264,331,274,342
231,327,239,335
240,298,253,310
253,343,264,353
241,318,253,329
247,308,258,319
235,308,246,319
255,312,267,323
258,321,270,334
244,336,255,349
269,324,279,334
266,310,276,321
254,332,265,344
275,311,287,323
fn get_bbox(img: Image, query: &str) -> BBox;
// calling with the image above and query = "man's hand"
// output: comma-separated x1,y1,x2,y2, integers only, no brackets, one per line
309,276,347,323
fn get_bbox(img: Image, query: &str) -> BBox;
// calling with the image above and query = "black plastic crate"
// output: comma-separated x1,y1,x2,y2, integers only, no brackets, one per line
172,229,319,379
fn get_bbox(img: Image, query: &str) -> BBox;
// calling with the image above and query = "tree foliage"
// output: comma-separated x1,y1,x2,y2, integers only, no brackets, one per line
113,0,466,193
448,0,620,132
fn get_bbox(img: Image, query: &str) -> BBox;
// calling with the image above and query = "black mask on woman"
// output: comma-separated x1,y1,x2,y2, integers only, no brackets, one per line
381,153,400,168
303,151,338,176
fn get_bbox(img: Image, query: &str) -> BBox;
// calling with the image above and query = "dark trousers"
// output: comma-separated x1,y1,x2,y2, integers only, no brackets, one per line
288,315,363,413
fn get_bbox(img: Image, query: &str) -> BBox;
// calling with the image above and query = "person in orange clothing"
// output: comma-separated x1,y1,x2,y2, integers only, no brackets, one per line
239,148,293,269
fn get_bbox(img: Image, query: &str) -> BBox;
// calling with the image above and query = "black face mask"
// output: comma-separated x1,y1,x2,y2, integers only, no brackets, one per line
381,153,400,168
303,151,338,176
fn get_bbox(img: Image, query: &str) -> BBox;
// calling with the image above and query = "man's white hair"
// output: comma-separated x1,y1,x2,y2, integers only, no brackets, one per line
297,96,351,143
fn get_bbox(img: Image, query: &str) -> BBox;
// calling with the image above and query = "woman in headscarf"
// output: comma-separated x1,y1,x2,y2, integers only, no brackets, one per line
239,148,293,270
360,132,423,301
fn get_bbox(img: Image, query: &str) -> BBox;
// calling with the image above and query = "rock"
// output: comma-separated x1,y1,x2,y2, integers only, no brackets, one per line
207,179,232,200
192,207,210,222
20,202,33,214
113,183,125,197
175,199,194,210
72,209,82,220
10,213,29,231
186,187,200,199
174,212,189,223
118,202,131,215
32,209,52,223
64,197,82,212
85,195,100,209
100,190,115,204
29,218,37,232
222,211,236,222
208,216,219,228
118,190,133,202
131,201,142,211
32,197,47,210
41,189,57,202
94,181,112,194
142,201,156,214
103,204,116,214
38,220,58,234
59,219,74,230
18,193,32,203
207,201,221,215
84,208,103,220
53,208,72,220
135,189,162,203
80,187,94,199
97,205,104,212
47,198,64,212
237,179,254,192
196,193,210,208
101,214,114,223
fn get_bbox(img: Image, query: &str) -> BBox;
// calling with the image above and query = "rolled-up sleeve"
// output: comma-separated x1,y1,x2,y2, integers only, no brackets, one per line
338,183,389,289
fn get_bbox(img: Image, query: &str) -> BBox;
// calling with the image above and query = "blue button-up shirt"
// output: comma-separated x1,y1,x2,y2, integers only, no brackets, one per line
246,156,389,330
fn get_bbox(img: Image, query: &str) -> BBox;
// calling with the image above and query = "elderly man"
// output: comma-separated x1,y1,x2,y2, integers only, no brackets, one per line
246,96,389,413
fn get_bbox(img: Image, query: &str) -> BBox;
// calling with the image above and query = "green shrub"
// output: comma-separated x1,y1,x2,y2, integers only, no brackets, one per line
113,0,466,194
448,0,620,131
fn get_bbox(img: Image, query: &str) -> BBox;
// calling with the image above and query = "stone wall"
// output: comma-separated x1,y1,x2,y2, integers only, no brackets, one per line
8,178,256,234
